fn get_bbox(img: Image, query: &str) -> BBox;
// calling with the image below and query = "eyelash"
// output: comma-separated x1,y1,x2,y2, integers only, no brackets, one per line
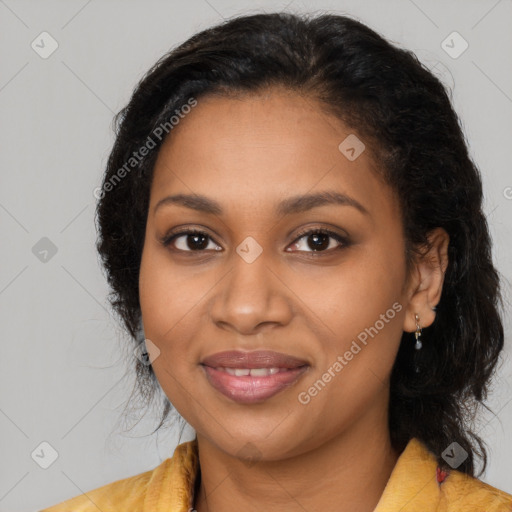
161,227,350,256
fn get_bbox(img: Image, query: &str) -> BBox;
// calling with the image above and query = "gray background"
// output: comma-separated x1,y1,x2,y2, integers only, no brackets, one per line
0,0,511,510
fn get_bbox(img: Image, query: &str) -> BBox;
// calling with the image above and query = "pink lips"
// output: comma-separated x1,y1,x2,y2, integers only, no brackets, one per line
201,350,309,404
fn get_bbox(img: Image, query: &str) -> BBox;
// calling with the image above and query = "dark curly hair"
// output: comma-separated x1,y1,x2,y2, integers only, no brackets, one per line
95,11,506,477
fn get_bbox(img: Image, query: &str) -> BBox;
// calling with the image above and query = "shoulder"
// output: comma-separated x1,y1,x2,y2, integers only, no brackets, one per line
38,466,154,512
39,440,199,512
438,468,512,511
377,438,512,512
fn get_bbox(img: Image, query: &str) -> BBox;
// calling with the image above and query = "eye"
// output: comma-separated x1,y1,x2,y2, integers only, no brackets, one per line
287,228,349,254
161,227,349,255
162,229,222,252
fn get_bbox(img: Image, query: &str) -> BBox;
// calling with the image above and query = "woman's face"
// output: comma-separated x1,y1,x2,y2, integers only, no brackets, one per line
139,87,417,461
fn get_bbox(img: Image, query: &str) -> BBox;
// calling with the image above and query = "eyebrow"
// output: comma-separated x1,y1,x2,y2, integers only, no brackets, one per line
154,191,370,217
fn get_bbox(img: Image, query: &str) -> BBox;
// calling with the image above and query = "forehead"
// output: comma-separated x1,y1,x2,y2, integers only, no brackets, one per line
149,88,396,222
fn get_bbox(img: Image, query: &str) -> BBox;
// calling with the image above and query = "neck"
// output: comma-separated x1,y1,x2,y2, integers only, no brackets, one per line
193,398,400,512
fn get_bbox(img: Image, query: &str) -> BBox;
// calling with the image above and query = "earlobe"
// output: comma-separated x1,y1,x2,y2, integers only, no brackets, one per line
402,227,450,333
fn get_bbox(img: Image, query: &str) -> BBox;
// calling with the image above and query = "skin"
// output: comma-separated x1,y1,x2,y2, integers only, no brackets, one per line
138,86,450,512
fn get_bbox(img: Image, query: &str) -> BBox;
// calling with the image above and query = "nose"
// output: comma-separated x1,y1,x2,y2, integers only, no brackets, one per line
209,244,294,336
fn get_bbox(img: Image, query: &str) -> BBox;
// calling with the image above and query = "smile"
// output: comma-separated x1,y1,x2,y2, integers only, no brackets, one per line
201,365,308,404
200,350,309,404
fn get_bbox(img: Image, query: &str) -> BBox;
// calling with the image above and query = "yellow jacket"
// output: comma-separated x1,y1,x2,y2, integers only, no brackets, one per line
40,437,512,511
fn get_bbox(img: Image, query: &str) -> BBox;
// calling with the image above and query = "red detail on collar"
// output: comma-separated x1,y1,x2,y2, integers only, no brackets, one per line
436,466,449,483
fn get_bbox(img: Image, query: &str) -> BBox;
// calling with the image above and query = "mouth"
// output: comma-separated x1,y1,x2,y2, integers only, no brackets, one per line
200,350,309,404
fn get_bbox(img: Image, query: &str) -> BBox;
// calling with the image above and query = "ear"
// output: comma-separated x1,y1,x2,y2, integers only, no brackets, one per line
403,227,450,333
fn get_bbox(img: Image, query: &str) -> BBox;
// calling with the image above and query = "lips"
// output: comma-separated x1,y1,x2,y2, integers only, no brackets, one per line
201,350,309,404
201,350,308,369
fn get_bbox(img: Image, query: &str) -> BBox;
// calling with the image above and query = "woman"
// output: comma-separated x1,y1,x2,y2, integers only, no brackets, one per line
41,11,512,512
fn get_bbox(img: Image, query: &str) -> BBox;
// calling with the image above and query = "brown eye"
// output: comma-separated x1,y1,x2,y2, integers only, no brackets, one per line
162,229,221,252
287,229,349,253
161,227,349,255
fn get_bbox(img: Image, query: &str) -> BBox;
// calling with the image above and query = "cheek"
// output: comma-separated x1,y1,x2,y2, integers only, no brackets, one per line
139,246,204,338
317,242,405,325
312,240,406,380
138,246,222,400
138,252,199,402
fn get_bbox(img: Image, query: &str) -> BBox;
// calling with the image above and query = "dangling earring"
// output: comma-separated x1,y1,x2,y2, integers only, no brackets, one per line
414,313,422,350
414,314,423,373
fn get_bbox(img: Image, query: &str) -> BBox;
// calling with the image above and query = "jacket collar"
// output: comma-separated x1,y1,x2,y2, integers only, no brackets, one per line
144,438,199,512
143,437,442,511
373,438,442,511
